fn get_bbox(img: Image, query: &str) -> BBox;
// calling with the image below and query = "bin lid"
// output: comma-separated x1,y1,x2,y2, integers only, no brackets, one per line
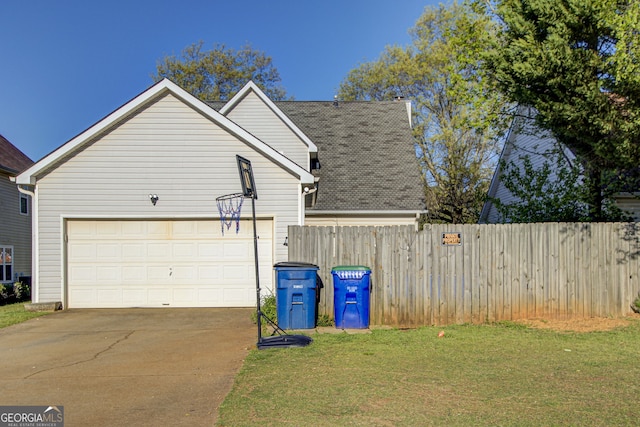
274,261,319,269
331,265,371,272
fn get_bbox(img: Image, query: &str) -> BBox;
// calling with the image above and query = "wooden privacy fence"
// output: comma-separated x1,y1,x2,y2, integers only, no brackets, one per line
287,223,640,327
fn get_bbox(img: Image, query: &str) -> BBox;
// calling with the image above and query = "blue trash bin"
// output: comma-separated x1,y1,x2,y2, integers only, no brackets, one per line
274,262,320,329
332,266,371,329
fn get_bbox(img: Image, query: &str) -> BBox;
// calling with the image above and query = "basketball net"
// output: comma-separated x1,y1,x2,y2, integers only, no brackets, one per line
215,193,244,235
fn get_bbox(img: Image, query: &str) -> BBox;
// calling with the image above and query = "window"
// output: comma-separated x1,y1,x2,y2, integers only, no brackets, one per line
0,246,13,283
20,193,29,215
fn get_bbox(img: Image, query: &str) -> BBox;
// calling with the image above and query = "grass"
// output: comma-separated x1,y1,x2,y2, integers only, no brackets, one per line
217,320,640,426
0,302,51,328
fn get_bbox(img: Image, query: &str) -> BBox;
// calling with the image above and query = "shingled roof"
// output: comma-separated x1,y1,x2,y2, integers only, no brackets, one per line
275,101,425,212
0,134,33,175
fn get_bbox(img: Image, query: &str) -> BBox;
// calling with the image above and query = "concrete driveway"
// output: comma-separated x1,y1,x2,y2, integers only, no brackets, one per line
0,308,256,426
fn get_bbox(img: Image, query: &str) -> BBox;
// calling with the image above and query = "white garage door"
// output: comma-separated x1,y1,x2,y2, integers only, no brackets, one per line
66,219,272,308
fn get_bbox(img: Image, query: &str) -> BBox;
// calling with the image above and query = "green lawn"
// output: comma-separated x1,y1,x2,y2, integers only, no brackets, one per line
0,302,51,328
218,320,640,426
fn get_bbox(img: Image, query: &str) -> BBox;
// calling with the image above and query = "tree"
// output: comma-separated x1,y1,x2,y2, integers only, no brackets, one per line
153,41,287,101
492,152,631,222
484,0,640,221
494,153,587,222
339,2,510,224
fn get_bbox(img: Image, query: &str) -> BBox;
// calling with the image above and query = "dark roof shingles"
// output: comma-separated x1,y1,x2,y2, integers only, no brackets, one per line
276,101,425,212
0,134,33,174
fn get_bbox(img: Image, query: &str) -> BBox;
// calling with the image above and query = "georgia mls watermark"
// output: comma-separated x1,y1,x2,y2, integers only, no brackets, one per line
0,406,64,427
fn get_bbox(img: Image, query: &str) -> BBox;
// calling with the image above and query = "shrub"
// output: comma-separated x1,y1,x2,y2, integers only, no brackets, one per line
0,284,11,305
0,282,32,305
13,282,30,301
252,293,277,325
317,313,334,327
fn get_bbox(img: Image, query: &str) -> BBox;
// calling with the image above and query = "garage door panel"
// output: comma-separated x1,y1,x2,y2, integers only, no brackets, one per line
97,243,120,260
148,265,171,282
174,288,196,303
223,241,251,259
96,221,119,237
68,220,95,237
223,287,252,304
195,221,218,237
96,289,121,305
173,265,196,280
121,221,145,236
172,221,196,237
70,289,96,306
96,266,120,282
198,242,223,257
123,243,146,259
122,266,146,281
222,265,250,282
70,265,95,281
69,243,96,260
148,288,171,304
147,243,171,259
147,221,171,238
67,219,272,308
257,240,272,255
173,242,195,258
198,288,222,304
197,265,220,280
122,289,147,305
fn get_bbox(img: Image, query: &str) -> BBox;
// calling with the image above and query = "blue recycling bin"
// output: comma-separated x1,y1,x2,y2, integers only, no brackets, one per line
332,266,371,329
274,262,320,329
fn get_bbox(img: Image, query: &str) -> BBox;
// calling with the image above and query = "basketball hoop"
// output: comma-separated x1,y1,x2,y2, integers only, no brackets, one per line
216,155,311,349
216,193,244,234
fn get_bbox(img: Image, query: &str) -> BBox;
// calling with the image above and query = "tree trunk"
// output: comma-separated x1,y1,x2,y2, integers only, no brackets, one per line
586,165,603,221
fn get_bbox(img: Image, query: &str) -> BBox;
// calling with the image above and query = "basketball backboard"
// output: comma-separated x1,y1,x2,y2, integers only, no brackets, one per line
236,155,257,199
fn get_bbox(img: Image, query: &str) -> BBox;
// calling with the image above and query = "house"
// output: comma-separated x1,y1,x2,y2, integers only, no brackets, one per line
480,108,640,223
15,79,425,308
0,134,33,286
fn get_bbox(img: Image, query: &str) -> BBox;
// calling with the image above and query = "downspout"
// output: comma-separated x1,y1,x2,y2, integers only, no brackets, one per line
16,184,38,303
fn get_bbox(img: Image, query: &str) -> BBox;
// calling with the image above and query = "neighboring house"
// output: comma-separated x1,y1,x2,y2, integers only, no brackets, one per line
0,134,33,285
480,108,640,223
15,79,425,308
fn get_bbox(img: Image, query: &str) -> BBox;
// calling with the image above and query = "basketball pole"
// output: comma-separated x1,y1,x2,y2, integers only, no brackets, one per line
235,154,311,349
249,192,263,344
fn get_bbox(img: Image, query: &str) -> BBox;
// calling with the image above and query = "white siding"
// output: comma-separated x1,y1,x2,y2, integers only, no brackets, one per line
34,93,301,303
482,118,572,223
225,91,310,169
0,174,31,281
304,215,418,227
614,194,640,221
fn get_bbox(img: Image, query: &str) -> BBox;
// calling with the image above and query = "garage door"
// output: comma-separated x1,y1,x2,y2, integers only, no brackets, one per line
66,219,272,308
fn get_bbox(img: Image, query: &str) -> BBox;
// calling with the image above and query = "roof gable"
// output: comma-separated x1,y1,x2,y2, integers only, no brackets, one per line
0,134,33,174
220,81,317,153
16,79,314,186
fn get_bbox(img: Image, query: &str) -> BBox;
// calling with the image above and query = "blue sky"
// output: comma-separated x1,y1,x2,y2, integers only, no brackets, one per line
0,0,441,161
